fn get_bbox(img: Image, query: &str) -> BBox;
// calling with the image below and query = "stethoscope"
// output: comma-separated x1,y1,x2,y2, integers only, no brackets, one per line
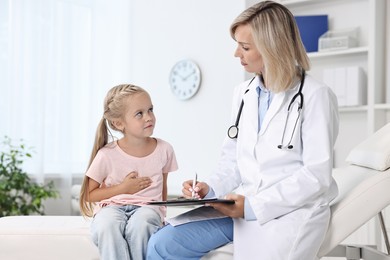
227,70,305,150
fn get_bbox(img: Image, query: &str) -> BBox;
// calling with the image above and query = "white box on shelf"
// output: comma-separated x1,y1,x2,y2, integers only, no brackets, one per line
334,67,347,107
346,67,366,106
324,68,347,106
323,66,366,107
319,28,358,52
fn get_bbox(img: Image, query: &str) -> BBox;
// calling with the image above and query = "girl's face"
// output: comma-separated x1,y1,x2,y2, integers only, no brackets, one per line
119,92,155,139
234,24,264,74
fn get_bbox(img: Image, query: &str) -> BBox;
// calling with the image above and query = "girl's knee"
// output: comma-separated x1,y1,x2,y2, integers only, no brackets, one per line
133,207,161,226
137,207,160,218
94,216,121,231
91,213,124,242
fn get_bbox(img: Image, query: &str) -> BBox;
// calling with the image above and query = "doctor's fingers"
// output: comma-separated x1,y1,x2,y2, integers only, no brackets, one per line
195,182,210,198
181,181,209,198
209,194,245,218
209,202,244,218
181,183,197,198
181,180,193,197
182,179,194,189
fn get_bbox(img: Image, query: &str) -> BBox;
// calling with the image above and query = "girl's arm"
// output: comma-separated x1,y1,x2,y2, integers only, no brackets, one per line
162,173,168,201
87,172,152,202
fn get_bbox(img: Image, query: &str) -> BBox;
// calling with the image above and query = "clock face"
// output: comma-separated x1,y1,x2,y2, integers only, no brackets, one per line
169,59,201,100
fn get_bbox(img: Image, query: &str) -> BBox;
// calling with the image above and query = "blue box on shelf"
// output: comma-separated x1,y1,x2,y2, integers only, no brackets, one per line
295,15,328,53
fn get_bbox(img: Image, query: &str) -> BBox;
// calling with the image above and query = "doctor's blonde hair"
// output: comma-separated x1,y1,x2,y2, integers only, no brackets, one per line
79,84,148,217
230,1,310,93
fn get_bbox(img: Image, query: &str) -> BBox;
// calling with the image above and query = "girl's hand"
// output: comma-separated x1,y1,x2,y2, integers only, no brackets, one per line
182,180,209,199
121,171,152,194
207,193,245,218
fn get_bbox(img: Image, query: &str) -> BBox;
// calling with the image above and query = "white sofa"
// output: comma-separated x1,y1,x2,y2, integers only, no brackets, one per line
0,208,194,260
1,123,390,260
0,215,99,260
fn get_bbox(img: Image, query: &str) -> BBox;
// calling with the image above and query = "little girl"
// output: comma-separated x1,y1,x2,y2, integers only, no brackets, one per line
79,84,178,260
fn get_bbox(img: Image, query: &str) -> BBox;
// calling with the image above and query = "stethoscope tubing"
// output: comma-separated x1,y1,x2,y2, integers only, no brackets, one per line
227,77,255,139
234,89,249,127
278,71,305,149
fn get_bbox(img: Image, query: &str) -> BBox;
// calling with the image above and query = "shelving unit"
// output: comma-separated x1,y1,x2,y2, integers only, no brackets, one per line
274,0,387,167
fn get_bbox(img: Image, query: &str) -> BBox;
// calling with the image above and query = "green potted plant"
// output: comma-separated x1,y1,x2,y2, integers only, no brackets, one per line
0,136,59,217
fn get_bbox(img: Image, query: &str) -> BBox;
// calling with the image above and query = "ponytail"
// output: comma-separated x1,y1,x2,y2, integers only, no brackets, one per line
88,118,109,168
79,117,110,217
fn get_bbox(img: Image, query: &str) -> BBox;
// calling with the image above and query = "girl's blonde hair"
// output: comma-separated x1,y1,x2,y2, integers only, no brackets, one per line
79,84,148,217
230,1,310,92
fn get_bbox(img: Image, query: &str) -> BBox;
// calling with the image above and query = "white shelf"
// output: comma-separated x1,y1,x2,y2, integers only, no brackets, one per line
279,0,338,7
374,104,390,110
308,46,368,59
280,0,312,5
339,106,368,113
339,104,390,113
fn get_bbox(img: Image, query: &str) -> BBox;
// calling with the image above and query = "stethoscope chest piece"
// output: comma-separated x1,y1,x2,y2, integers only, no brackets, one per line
228,125,239,139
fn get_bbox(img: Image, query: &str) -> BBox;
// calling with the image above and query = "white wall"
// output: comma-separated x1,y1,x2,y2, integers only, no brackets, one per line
40,0,246,215
128,0,246,194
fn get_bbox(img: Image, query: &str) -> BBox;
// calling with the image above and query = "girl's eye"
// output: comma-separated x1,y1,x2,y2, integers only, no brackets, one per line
135,112,143,118
242,46,249,51
149,107,154,113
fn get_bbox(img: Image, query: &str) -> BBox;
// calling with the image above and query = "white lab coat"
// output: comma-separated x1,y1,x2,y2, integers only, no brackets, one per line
206,74,339,260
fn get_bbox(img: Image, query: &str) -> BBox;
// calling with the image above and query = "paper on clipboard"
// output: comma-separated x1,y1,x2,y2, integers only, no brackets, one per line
166,206,229,227
147,198,235,206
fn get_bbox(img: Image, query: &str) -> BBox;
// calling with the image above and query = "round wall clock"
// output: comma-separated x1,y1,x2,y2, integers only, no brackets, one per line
169,59,201,100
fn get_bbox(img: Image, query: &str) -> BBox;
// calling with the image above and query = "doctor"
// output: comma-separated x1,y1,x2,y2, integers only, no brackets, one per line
147,1,339,259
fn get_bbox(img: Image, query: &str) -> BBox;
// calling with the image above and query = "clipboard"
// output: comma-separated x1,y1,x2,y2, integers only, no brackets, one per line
147,198,235,206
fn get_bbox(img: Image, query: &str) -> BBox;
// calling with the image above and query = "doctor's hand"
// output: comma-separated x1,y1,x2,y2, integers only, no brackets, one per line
207,194,245,218
182,180,209,199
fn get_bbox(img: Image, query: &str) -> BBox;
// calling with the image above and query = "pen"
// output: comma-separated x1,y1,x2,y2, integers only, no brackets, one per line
192,172,197,198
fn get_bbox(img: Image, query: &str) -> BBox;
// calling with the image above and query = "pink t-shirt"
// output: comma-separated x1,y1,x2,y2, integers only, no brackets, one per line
86,138,178,218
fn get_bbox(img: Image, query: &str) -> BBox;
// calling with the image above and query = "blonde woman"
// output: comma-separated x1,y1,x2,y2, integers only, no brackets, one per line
80,84,178,260
147,1,338,259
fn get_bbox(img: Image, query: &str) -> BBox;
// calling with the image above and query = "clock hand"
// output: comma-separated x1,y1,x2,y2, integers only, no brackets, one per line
183,71,196,80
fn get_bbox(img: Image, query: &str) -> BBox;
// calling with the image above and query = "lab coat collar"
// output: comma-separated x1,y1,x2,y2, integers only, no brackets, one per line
258,79,301,136
259,92,286,135
245,76,261,135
